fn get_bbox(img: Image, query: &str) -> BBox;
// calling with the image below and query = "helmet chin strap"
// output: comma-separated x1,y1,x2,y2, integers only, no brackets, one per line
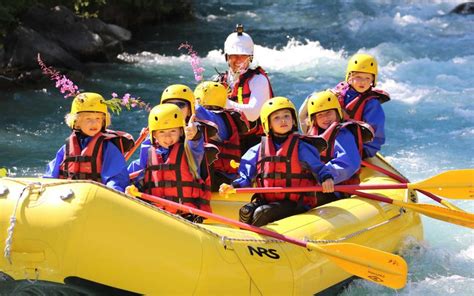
229,68,244,79
228,59,252,77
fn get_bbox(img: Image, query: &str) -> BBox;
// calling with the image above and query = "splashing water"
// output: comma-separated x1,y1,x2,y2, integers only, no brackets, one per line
2,1,473,295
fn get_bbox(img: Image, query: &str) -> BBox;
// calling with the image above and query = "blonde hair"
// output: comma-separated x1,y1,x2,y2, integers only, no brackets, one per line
65,112,110,130
348,71,375,83
184,141,199,180
65,113,78,129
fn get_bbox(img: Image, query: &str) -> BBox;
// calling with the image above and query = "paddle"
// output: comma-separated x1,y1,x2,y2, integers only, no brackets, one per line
339,190,474,229
362,160,463,211
229,169,474,199
129,169,143,180
230,185,474,229
125,127,149,161
127,187,408,289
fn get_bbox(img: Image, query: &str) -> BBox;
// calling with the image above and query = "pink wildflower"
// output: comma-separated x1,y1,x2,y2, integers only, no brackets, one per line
37,54,80,98
121,93,131,106
110,92,150,113
178,42,205,82
37,53,150,114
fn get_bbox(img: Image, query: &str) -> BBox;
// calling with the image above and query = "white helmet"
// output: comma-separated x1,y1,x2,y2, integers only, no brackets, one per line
224,24,254,56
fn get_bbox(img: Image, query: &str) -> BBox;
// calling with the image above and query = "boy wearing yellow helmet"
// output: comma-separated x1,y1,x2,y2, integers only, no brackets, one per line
214,24,275,153
306,90,374,202
44,93,131,192
194,81,250,190
219,97,334,227
160,84,195,122
127,104,212,221
333,53,390,158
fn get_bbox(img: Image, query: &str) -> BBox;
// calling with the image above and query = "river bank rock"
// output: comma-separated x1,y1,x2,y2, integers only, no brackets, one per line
0,1,193,91
99,0,193,29
0,5,130,90
450,2,474,14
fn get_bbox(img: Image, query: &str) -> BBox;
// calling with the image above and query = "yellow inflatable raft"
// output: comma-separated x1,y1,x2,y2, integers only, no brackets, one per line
0,155,423,295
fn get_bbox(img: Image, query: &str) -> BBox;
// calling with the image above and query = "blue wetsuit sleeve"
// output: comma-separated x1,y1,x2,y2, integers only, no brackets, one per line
298,141,333,183
43,145,66,178
231,143,260,188
127,140,150,183
362,99,385,157
325,130,361,184
196,104,229,141
101,142,130,192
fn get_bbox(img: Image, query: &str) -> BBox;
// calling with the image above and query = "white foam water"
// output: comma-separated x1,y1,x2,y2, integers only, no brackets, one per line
1,1,473,294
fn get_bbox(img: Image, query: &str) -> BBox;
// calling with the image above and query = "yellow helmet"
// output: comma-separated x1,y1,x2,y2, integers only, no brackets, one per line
160,84,195,114
345,53,378,86
194,81,228,108
66,92,111,129
148,103,185,142
260,96,298,135
307,90,343,126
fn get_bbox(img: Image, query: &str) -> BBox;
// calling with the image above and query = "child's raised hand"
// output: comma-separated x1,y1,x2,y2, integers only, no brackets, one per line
322,178,334,193
219,183,234,196
185,114,198,140
125,185,138,196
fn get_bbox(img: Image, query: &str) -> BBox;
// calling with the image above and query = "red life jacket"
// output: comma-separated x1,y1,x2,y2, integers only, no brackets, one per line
205,109,249,174
333,82,390,121
103,129,135,155
143,143,212,213
255,133,319,207
58,130,134,181
217,66,274,136
59,132,105,181
308,121,374,185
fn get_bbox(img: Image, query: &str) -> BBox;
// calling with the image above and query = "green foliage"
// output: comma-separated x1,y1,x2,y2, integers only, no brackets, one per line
0,0,107,38
73,0,106,18
0,0,190,39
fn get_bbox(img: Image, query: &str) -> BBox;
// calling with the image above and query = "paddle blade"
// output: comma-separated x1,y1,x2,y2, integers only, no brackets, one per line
410,169,474,199
308,242,407,289
439,199,464,212
393,201,474,229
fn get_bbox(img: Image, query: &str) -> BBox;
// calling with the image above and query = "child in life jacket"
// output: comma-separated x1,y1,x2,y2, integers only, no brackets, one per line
214,24,274,154
332,53,390,158
306,90,374,203
136,83,218,168
219,97,334,227
194,81,250,191
44,93,131,192
127,104,212,222
160,83,219,146
160,84,196,123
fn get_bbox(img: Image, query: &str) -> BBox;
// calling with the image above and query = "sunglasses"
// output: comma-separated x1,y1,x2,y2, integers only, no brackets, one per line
168,101,188,109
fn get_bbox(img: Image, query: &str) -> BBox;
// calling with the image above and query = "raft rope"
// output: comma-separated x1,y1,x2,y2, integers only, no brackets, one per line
4,181,44,264
194,210,404,247
307,210,403,244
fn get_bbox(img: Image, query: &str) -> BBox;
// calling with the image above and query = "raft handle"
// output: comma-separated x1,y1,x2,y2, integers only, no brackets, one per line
25,268,39,284
59,189,75,201
0,185,8,197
